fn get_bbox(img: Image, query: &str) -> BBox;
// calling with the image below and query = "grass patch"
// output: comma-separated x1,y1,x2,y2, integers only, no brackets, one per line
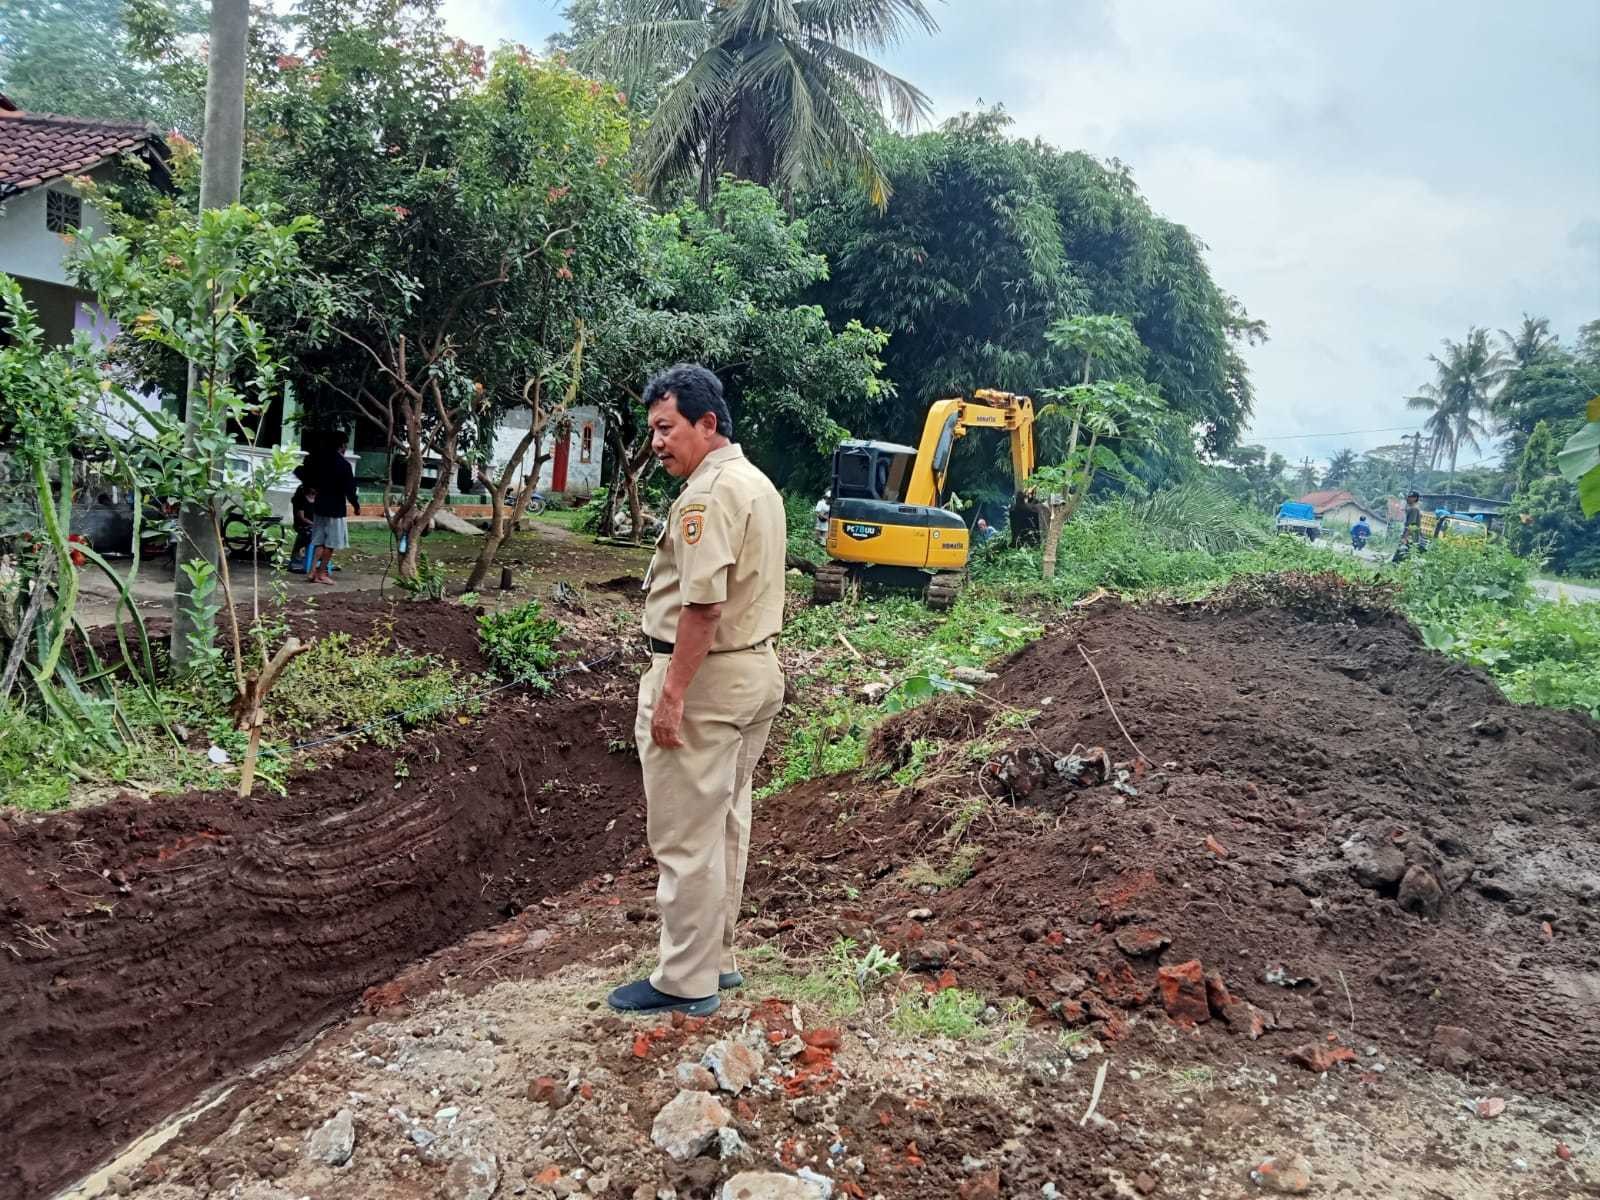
478,598,562,687
741,937,901,1017
890,987,988,1039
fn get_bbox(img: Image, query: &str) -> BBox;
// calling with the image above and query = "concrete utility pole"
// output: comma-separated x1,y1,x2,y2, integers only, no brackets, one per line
172,0,249,666
1404,432,1423,490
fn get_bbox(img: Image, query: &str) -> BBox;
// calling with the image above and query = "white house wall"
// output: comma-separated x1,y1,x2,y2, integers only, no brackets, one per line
0,180,108,287
489,405,604,497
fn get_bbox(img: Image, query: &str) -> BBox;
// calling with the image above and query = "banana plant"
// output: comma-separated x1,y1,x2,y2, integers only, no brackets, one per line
1556,394,1600,517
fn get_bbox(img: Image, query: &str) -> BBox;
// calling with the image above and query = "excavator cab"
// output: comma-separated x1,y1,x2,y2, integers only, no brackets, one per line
814,390,1034,611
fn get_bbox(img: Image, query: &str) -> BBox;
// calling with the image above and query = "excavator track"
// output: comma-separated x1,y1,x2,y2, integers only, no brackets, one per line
924,570,964,611
813,561,848,605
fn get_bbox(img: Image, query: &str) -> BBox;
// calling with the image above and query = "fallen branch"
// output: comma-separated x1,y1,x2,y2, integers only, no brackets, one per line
837,631,864,661
1077,644,1151,765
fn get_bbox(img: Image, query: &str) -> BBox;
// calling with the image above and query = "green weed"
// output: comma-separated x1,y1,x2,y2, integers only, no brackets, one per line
890,987,988,1039
478,598,563,687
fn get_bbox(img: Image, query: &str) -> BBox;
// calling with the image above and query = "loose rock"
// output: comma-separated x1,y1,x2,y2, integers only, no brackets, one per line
1341,831,1406,889
1427,1024,1475,1071
1397,865,1443,917
1252,1154,1313,1194
306,1108,355,1167
1114,927,1171,958
442,1151,499,1200
1286,1043,1357,1073
675,1063,717,1092
720,1170,830,1199
702,1040,764,1093
652,1090,731,1160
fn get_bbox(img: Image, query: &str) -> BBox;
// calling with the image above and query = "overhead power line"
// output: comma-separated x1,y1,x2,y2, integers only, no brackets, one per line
1249,424,1420,442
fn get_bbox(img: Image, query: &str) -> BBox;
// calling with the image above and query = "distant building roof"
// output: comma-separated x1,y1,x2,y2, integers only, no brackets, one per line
0,100,169,201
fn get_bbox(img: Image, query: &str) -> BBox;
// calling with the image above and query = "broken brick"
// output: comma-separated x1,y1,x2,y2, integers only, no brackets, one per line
1287,1043,1358,1073
959,1169,1000,1200
802,1028,842,1051
1155,960,1210,1025
1203,834,1229,859
527,1076,561,1105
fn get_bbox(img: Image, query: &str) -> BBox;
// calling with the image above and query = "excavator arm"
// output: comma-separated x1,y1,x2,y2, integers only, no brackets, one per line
904,388,1035,507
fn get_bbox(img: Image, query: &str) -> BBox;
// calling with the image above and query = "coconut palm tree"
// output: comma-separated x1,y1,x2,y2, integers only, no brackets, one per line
573,0,938,206
1321,447,1357,488
1498,313,1556,368
1406,327,1508,486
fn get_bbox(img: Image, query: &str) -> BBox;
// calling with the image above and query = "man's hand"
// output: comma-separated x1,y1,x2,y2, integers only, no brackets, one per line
651,688,686,749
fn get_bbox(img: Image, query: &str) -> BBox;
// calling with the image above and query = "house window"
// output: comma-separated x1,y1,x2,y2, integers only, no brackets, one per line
46,190,82,234
580,422,593,464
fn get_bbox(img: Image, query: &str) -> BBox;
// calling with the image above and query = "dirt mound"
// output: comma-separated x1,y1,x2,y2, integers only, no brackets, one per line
0,601,648,1199
746,600,1600,1096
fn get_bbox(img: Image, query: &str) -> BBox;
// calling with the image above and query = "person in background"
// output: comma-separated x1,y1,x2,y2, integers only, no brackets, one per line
308,433,360,585
813,488,831,543
974,516,998,543
288,466,317,573
1350,515,1371,550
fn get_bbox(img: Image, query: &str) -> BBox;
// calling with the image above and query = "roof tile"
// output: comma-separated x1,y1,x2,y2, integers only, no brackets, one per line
0,109,165,194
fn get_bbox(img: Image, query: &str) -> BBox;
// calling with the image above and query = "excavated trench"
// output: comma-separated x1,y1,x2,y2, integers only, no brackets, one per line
0,645,643,1200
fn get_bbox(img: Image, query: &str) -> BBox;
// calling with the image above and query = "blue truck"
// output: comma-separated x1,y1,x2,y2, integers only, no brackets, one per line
1274,500,1322,541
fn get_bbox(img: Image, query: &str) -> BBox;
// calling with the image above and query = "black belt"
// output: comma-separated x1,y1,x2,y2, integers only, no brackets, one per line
647,636,774,655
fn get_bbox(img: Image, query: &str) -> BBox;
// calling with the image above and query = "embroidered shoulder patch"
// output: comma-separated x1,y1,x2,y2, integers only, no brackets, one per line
682,512,704,545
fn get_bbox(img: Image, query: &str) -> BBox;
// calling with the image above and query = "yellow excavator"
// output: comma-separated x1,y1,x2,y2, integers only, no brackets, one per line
813,389,1036,610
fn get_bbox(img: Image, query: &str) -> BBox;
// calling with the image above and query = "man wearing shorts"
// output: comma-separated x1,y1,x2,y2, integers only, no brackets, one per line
309,433,360,585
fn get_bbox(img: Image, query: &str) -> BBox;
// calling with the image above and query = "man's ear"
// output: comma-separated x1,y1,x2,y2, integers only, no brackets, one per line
696,410,721,436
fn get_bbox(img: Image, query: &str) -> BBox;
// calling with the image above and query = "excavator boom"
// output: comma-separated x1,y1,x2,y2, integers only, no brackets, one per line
904,389,1035,507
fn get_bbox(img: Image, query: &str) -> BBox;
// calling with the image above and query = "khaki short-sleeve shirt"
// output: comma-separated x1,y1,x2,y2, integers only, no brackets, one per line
642,444,786,652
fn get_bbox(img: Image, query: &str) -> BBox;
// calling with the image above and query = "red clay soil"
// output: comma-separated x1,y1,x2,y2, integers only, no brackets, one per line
0,599,648,1200
744,598,1600,1118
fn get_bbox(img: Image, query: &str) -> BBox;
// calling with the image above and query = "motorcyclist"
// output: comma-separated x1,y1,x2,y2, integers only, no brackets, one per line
1350,516,1371,551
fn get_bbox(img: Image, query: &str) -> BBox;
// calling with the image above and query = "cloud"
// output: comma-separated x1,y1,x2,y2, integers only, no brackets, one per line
887,0,1600,464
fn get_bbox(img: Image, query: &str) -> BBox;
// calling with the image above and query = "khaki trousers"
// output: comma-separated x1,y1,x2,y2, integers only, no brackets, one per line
636,645,784,999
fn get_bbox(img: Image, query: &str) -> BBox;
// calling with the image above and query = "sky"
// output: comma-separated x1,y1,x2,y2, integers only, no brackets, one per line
439,0,1600,470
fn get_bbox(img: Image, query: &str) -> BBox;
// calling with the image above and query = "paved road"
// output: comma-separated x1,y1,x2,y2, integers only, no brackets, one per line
1325,539,1599,604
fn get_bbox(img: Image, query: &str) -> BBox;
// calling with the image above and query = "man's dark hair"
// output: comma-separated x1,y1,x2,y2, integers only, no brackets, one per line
643,364,733,438
1407,491,1420,501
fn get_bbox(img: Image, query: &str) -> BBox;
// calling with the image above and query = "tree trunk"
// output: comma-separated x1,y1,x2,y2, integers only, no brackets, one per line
1041,504,1067,581
466,421,558,591
172,0,248,668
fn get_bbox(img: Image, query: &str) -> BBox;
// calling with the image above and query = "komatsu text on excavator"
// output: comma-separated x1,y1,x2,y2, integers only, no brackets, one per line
813,389,1035,610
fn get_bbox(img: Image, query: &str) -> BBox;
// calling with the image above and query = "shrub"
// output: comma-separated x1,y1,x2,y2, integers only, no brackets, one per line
478,599,563,687
267,632,480,746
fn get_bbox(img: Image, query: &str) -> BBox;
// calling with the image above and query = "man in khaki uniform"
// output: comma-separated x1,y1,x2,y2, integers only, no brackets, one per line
608,364,786,1017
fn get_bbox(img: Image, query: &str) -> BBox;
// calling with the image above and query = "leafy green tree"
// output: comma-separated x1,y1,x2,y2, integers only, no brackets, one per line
1492,322,1600,467
803,109,1260,488
1508,416,1600,572
577,179,889,539
569,0,938,205
1025,314,1165,578
0,0,206,128
242,8,638,578
1406,327,1508,485
1321,447,1357,488
1213,443,1290,512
